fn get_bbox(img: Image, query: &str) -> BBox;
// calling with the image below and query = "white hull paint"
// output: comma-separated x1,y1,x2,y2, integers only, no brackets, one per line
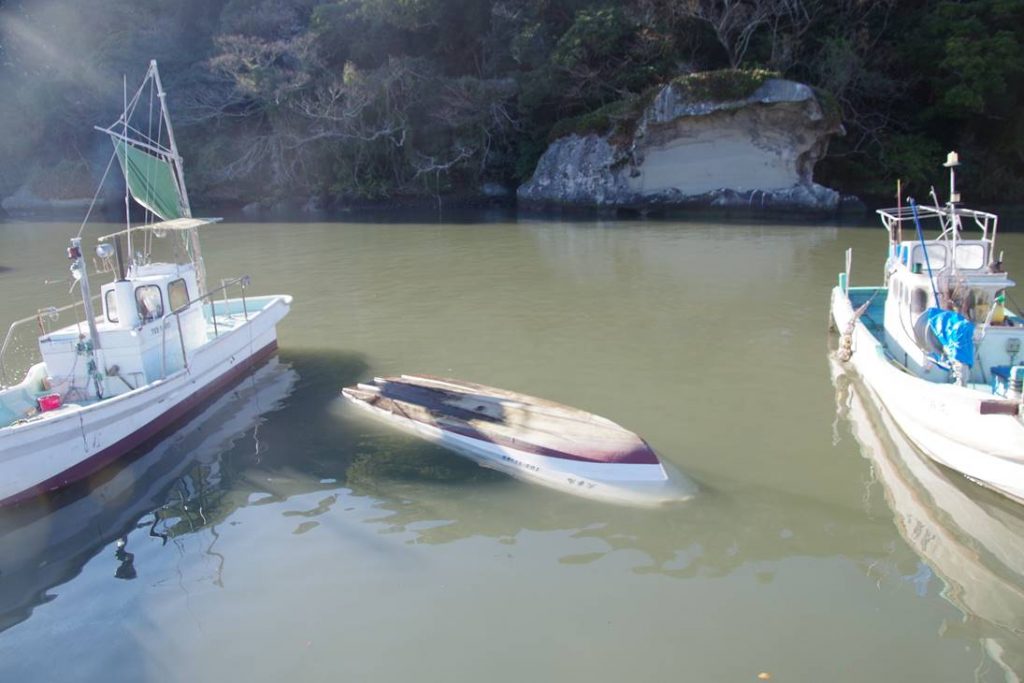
343,394,694,507
0,295,291,504
831,286,1024,504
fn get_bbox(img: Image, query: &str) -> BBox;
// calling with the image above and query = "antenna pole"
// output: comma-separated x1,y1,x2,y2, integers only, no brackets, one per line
896,179,902,244
944,151,961,276
70,238,101,350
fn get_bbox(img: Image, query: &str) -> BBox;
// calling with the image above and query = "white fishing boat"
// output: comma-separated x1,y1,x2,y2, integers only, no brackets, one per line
342,375,695,506
0,61,291,506
830,152,1024,504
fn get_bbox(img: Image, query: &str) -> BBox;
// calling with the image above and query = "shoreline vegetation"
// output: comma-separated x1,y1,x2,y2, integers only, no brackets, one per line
1,0,1021,213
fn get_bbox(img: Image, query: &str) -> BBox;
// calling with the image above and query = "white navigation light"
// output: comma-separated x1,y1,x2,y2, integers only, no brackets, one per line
945,151,960,167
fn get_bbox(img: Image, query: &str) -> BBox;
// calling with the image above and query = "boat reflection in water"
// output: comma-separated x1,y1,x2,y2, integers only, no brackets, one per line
0,358,297,632
831,357,1024,679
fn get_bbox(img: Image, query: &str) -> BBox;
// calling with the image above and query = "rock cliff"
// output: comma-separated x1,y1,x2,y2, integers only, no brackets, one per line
518,73,845,212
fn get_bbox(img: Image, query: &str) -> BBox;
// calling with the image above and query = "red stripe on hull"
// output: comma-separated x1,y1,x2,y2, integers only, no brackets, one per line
436,422,661,465
0,340,279,508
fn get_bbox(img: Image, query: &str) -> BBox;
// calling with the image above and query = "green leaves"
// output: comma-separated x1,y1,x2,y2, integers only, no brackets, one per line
921,0,1024,119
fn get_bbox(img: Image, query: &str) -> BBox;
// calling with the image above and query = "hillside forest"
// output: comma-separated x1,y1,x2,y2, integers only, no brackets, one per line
0,0,1021,208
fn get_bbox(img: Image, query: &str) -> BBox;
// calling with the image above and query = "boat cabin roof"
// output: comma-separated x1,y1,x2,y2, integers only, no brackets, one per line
129,261,195,281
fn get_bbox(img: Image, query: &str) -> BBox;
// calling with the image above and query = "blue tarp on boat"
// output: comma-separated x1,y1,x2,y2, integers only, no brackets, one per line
926,308,976,367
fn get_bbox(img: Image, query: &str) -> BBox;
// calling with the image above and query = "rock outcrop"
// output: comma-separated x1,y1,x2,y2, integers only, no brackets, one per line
1,161,110,215
0,184,103,214
518,73,845,212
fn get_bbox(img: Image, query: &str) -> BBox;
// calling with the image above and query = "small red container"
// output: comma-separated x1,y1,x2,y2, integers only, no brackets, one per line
37,393,62,412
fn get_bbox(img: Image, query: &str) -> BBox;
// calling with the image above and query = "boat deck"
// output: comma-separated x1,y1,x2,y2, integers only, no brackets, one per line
845,286,1019,403
202,296,277,340
848,287,887,336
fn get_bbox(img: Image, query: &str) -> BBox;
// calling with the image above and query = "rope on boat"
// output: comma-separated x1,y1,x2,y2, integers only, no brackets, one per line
837,292,879,362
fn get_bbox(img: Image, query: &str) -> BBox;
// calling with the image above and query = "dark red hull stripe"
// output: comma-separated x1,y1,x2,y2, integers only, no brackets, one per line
434,421,661,465
0,340,279,508
364,379,662,466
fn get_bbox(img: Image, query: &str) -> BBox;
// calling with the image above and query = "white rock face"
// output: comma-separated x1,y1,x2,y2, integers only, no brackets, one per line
518,78,844,212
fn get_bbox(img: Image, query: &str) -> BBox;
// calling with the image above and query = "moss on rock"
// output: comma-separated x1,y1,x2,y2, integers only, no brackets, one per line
668,68,779,103
547,97,645,143
547,69,787,145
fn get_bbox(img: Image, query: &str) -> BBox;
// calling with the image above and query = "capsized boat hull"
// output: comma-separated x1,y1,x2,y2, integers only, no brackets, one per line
0,295,291,506
341,375,695,506
831,285,1024,504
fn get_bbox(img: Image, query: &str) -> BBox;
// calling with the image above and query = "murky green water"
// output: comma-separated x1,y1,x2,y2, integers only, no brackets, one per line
0,213,1022,682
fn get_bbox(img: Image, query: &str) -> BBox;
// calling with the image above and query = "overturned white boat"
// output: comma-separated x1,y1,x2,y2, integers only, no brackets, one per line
0,61,291,506
341,375,694,506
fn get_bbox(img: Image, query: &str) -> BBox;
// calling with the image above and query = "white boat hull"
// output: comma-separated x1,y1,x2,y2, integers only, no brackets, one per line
343,388,694,507
831,286,1024,504
0,295,291,506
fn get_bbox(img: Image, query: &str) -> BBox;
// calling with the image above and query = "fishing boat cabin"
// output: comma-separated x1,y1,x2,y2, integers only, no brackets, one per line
879,154,1022,386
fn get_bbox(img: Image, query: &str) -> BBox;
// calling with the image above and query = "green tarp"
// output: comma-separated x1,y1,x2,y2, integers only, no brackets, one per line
112,138,182,221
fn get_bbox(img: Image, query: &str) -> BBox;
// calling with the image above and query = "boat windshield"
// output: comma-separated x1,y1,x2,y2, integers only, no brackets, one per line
913,244,947,270
955,244,986,270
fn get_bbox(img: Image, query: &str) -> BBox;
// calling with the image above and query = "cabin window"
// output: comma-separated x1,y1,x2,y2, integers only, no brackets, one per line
135,285,164,322
105,289,119,323
911,287,928,315
168,278,190,312
913,244,946,270
955,244,986,270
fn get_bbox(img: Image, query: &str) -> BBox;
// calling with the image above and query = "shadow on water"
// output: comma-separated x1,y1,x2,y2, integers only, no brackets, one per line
248,349,502,490
0,344,512,633
0,347,368,632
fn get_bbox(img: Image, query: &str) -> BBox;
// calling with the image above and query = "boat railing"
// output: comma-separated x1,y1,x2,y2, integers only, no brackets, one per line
0,294,102,388
877,205,999,245
159,274,251,378
1,276,254,388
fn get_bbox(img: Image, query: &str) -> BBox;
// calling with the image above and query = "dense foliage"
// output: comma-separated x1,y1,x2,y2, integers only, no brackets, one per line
0,0,1021,206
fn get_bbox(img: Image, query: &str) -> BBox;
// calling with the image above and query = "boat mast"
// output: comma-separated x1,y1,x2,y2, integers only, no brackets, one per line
123,75,133,268
149,60,207,294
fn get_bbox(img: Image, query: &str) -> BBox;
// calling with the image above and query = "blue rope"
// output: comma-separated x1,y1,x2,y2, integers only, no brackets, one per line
909,198,940,304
